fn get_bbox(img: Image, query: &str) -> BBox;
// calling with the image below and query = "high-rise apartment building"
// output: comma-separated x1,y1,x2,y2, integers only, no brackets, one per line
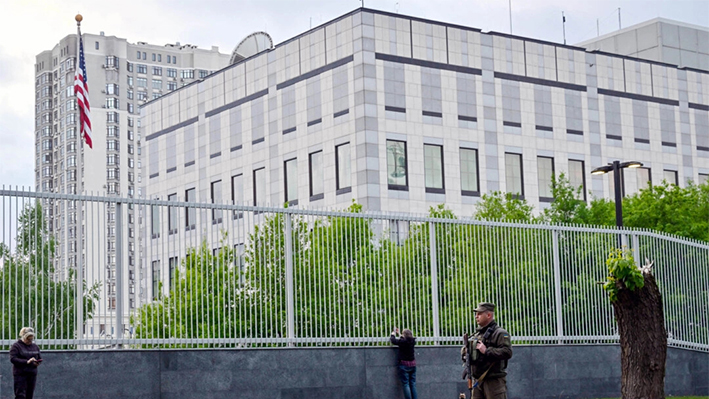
34,32,229,337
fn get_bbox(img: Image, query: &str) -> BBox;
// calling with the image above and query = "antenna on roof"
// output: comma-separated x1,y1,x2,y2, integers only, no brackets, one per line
562,12,567,45
618,7,622,29
396,2,399,13
508,0,513,34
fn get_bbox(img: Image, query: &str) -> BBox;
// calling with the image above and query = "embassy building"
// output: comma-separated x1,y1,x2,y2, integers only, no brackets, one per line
141,8,709,220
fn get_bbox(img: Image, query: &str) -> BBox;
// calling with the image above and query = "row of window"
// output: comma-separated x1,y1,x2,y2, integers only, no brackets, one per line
135,51,177,64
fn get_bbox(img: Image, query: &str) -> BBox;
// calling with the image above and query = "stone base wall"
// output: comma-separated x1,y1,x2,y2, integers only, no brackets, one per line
1,345,706,398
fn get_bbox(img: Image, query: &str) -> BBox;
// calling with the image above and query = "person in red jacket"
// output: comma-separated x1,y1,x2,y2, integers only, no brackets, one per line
9,327,42,399
390,327,418,399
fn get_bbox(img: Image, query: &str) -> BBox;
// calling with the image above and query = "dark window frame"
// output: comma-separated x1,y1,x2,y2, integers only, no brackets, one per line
460,147,480,197
424,143,445,194
386,139,409,191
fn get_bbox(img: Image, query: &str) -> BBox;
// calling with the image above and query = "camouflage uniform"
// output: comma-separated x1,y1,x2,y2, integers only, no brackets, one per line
464,304,512,399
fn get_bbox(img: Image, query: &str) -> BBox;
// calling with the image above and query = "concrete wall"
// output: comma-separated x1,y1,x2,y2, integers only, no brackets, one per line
1,345,706,398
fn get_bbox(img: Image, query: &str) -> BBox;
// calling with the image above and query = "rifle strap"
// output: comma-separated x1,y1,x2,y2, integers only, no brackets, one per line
472,365,494,391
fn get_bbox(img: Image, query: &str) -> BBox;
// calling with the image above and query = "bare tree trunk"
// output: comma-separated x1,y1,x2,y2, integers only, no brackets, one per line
612,272,666,399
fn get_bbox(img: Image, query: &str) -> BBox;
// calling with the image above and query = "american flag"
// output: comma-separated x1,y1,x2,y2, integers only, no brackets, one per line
74,35,92,149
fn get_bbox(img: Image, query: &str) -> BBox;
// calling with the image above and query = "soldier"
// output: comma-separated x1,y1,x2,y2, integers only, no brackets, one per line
461,303,512,399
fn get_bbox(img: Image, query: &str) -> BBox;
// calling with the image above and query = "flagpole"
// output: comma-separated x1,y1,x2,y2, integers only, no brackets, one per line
75,13,84,345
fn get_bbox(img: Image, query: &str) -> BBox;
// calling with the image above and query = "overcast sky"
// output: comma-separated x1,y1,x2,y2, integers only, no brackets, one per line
1,0,707,190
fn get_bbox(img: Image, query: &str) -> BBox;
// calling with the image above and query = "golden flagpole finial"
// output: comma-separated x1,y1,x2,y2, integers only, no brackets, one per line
75,14,83,25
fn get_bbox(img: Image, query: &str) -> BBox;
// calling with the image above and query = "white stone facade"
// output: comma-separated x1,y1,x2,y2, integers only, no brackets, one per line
141,9,709,220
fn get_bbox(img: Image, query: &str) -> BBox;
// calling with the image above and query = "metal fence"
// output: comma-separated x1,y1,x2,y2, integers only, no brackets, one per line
0,188,707,351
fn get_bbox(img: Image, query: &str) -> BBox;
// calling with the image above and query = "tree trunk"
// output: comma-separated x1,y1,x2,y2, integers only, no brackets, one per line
612,272,666,399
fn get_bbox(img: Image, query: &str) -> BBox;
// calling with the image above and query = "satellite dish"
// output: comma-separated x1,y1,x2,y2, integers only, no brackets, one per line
230,32,274,64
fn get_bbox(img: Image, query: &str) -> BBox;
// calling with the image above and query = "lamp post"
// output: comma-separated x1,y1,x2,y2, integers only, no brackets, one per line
591,160,643,245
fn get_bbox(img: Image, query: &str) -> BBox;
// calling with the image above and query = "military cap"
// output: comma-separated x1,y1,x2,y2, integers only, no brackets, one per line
474,302,495,313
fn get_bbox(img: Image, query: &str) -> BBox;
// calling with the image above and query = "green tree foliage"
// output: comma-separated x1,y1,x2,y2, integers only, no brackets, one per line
603,249,644,302
0,203,100,348
623,181,709,241
131,238,238,346
474,191,536,222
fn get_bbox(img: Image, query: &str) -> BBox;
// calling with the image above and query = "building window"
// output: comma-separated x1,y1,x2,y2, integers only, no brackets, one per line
309,151,323,201
505,153,524,197
105,83,119,95
568,159,586,201
167,193,178,234
180,70,194,79
663,170,678,185
151,205,160,238
152,53,156,62
152,261,160,300
152,79,162,89
424,144,444,193
137,64,147,74
172,56,176,64
253,168,265,206
104,56,118,68
199,70,209,78
699,173,709,185
167,81,177,91
105,97,119,109
636,167,651,192
284,158,298,205
460,148,479,196
167,68,177,78
185,188,196,230
211,180,223,223
537,156,554,202
158,54,162,62
335,143,351,192
231,174,243,219
169,257,178,289
95,41,99,50
386,140,408,190
137,91,147,101
126,61,133,72
136,78,147,87
127,76,133,86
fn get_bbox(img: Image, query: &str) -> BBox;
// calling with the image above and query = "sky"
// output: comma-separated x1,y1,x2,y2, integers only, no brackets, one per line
1,0,707,190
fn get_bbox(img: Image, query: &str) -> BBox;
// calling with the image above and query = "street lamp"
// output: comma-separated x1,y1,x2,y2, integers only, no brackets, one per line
591,160,643,228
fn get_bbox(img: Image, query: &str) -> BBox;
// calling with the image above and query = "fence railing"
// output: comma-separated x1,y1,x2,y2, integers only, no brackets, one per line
1,188,707,351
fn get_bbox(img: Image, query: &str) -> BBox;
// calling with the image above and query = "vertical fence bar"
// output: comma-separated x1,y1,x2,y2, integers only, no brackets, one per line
284,212,295,347
76,198,84,343
115,202,123,344
552,229,564,344
428,221,440,344
632,233,640,267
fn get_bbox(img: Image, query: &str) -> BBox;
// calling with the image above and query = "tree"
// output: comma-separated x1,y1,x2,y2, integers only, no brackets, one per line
131,237,238,347
623,181,709,241
0,202,100,348
474,191,536,222
604,249,666,399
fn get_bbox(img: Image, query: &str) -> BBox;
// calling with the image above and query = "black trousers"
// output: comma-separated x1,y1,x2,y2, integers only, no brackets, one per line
14,373,37,399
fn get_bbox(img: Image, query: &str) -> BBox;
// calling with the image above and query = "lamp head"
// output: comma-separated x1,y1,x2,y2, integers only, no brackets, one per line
623,161,643,169
591,165,612,175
